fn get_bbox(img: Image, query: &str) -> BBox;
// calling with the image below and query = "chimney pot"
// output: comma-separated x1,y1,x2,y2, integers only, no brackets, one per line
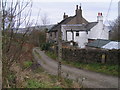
76,5,78,10
79,3,82,9
98,12,101,16
63,12,68,19
98,12,103,16
97,12,103,22
79,6,81,9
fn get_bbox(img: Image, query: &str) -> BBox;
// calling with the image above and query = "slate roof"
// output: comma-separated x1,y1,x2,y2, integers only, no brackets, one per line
85,22,98,30
48,16,75,32
49,18,97,32
102,41,120,50
87,39,111,48
63,24,86,31
65,22,98,31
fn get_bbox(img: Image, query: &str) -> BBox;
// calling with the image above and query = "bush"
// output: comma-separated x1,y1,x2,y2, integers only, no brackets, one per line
40,42,51,51
46,51,57,60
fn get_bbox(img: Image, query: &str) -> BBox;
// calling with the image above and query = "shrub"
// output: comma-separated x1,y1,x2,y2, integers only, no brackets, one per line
40,42,51,51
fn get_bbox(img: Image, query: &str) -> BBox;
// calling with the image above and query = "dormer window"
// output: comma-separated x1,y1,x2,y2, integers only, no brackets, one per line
76,31,79,36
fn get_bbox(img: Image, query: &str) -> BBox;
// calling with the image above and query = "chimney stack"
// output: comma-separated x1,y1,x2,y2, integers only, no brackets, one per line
76,5,78,10
63,12,68,19
79,3,81,9
97,12,103,22
75,5,82,16
75,5,82,24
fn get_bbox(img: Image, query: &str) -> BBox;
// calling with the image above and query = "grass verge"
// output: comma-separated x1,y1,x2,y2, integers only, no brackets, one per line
46,51,118,76
23,61,33,69
26,79,51,88
62,60,118,76
34,50,41,58
26,65,80,88
46,51,57,60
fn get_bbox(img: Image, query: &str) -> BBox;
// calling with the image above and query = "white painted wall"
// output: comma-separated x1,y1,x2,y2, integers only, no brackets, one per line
61,19,109,48
61,25,88,48
61,26,66,41
74,31,88,48
67,32,72,41
88,21,109,40
88,14,109,40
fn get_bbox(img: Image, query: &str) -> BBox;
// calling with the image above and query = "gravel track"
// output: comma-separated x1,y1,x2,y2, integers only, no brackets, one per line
33,47,119,88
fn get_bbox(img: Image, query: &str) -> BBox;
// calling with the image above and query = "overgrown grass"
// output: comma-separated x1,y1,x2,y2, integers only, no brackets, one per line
26,79,51,88
45,51,118,76
34,50,41,58
46,51,57,60
62,60,118,76
63,78,73,88
7,71,16,87
23,61,33,69
33,66,44,73
48,74,74,88
29,76,76,88
26,75,74,88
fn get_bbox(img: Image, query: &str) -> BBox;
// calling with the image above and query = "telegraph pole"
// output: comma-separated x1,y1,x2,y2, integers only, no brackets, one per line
58,28,62,80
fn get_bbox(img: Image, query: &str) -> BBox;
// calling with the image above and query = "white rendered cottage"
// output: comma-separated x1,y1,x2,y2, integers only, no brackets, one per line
61,13,109,48
48,5,109,48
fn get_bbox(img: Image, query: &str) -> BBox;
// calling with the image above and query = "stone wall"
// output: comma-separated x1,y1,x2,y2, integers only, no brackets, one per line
62,48,119,64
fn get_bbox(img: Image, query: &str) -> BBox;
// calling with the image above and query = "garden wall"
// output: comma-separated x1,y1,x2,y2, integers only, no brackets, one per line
62,48,119,64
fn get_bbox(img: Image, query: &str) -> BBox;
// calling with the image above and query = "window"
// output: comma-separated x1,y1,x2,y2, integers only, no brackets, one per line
76,31,79,36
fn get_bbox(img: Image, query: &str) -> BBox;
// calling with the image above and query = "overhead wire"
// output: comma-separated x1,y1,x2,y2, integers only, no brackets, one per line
104,0,113,25
96,0,113,48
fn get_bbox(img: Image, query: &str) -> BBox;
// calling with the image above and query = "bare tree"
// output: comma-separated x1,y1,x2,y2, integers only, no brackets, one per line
41,13,50,25
109,17,120,41
1,0,36,87
29,30,46,46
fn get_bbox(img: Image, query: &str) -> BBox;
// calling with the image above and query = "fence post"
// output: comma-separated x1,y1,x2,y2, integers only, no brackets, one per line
101,54,106,63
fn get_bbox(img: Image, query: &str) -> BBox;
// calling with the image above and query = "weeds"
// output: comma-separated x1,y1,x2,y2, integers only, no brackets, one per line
34,50,41,58
26,79,49,88
32,65,44,73
63,60,118,76
46,51,57,60
45,51,118,76
23,61,33,69
63,78,73,88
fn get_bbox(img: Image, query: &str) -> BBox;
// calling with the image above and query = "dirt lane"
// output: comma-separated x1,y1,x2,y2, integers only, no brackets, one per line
33,47,118,88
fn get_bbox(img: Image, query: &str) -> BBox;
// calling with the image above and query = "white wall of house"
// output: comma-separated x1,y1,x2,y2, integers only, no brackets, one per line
61,25,88,48
61,13,109,48
67,32,72,41
88,22,109,40
61,26,66,41
74,31,88,48
88,13,109,40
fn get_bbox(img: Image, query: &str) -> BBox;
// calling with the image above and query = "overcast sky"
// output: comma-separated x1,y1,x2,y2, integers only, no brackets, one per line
7,0,119,27
8,0,119,2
